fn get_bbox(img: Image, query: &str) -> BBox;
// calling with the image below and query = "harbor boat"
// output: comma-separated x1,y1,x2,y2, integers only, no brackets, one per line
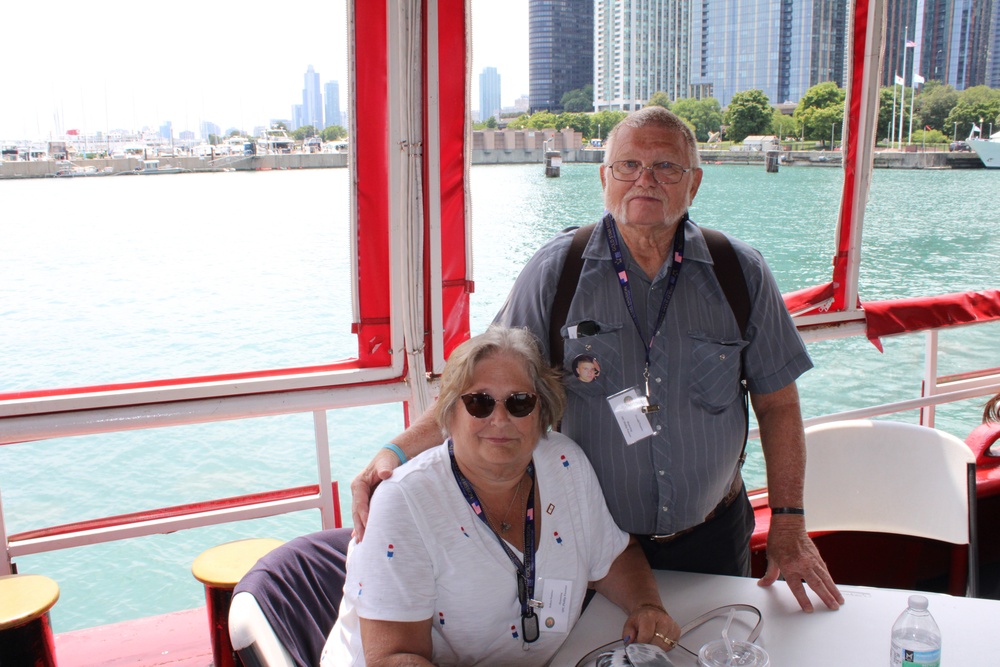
968,131,1000,168
1,0,999,665
257,126,296,154
136,159,187,175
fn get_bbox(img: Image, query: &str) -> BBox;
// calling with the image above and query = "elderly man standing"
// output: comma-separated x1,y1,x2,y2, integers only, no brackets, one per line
353,107,843,613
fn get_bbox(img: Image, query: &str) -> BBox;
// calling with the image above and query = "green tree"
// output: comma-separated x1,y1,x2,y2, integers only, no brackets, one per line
646,91,671,109
945,85,1000,139
321,125,347,141
527,111,558,130
793,82,845,144
292,125,318,140
208,134,221,145
505,113,531,130
555,112,592,137
590,110,628,142
485,116,498,129
672,98,723,142
876,87,897,143
560,85,594,113
915,80,958,134
724,89,773,143
912,128,947,144
770,108,798,141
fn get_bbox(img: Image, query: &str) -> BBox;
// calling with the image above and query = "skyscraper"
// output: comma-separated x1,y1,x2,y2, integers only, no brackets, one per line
917,0,993,89
479,67,502,122
594,0,691,110
688,0,847,107
324,81,342,128
302,65,324,129
529,0,594,113
988,0,1000,88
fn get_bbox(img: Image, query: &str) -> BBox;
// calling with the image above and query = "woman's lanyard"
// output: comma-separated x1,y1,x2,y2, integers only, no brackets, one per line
602,213,686,412
448,440,540,643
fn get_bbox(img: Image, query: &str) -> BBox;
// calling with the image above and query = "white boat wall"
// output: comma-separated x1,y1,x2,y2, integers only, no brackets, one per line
969,131,1000,168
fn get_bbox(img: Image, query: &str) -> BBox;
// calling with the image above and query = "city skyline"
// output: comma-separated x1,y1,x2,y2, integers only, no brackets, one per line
1,0,530,141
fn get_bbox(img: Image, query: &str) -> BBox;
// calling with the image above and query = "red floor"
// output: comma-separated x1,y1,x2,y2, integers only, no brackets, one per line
55,607,213,666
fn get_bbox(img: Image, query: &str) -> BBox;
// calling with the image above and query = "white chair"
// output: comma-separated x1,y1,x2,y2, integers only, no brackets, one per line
803,419,978,597
229,528,352,667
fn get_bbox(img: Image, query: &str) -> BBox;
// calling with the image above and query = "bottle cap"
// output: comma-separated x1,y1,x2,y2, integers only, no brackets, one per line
908,595,929,610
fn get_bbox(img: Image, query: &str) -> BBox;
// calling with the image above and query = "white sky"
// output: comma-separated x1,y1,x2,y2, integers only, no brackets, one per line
1,0,528,141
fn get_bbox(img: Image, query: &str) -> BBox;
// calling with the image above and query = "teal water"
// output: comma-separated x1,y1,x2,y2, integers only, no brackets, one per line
1,164,998,632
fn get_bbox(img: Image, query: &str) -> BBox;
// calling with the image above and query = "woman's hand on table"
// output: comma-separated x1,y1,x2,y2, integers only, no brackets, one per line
623,602,681,651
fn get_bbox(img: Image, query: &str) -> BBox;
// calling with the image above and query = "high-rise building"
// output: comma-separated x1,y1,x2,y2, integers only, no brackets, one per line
479,67,502,122
200,121,220,141
302,65,324,129
324,81,342,128
159,121,172,141
886,0,995,91
988,0,1000,88
529,0,594,112
687,0,847,107
594,0,693,110
292,104,304,131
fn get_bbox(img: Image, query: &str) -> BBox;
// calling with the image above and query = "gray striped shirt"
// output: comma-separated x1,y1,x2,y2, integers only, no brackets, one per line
494,217,812,535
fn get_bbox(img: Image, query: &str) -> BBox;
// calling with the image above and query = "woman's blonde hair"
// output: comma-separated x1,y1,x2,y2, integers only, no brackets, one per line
433,326,565,436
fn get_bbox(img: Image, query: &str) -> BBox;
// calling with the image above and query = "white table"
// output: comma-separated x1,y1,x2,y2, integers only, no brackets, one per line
549,571,998,666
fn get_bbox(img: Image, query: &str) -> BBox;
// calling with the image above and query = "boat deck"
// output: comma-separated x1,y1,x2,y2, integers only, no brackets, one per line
55,608,212,666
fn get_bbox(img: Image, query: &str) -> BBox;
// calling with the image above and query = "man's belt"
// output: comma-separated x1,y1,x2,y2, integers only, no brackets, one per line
647,474,744,545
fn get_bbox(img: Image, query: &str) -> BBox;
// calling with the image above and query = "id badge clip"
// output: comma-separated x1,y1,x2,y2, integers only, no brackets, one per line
607,386,657,444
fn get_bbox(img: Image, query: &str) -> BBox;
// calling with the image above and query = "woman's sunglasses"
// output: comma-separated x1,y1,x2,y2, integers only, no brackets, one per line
460,392,538,419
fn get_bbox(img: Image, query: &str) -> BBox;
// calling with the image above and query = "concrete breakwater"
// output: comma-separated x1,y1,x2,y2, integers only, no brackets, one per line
0,153,349,179
0,145,983,179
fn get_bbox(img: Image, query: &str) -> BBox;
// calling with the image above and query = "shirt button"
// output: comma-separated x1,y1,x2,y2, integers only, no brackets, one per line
658,470,665,476
719,353,726,360
654,377,662,383
661,505,669,513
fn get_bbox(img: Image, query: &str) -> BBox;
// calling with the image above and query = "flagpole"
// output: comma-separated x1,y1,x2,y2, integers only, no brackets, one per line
890,77,898,146
898,27,908,149
908,67,916,144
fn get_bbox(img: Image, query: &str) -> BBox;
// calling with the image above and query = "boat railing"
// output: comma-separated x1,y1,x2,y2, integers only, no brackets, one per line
1,322,998,576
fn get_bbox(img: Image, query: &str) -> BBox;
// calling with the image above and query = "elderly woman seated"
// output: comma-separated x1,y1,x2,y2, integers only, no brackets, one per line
321,325,679,666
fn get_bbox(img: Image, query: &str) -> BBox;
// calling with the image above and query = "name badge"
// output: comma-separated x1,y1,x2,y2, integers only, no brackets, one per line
607,387,655,444
537,578,572,633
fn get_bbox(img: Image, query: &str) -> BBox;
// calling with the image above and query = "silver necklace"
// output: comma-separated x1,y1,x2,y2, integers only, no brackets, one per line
485,476,524,533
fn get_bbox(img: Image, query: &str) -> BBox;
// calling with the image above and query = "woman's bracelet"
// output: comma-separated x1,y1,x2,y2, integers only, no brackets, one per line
770,506,805,515
382,442,408,465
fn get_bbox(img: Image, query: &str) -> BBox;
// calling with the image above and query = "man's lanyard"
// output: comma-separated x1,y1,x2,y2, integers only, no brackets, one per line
602,213,686,410
448,440,540,643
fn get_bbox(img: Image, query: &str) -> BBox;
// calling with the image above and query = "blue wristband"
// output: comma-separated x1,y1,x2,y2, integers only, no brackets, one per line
383,443,408,465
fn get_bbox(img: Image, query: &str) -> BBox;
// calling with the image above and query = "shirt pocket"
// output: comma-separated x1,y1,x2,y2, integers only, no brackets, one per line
561,319,624,398
687,332,748,414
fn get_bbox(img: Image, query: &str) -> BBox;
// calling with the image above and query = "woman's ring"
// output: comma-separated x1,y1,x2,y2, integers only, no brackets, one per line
654,632,676,647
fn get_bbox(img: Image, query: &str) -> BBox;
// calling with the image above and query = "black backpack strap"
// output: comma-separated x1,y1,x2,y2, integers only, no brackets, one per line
700,227,750,339
549,223,596,368
700,226,752,471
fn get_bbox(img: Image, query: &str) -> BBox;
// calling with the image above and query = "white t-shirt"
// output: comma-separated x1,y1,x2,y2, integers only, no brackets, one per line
321,431,629,666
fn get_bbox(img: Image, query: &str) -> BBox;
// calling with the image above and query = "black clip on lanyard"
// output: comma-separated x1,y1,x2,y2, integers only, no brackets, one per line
449,440,540,643
602,213,686,412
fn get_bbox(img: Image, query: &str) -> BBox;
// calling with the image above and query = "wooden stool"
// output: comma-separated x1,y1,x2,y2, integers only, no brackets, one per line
0,574,60,667
193,538,283,667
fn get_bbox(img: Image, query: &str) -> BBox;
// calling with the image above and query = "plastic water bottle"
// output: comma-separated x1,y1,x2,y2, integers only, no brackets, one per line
890,595,942,666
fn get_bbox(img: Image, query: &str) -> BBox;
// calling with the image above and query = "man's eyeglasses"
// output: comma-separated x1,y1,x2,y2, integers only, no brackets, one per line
609,160,692,185
460,392,537,419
